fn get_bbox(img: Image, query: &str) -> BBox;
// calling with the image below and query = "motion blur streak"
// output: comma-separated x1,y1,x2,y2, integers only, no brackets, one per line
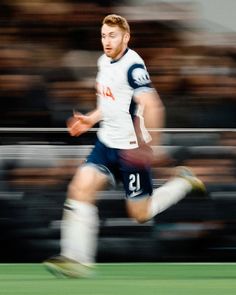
0,0,235,263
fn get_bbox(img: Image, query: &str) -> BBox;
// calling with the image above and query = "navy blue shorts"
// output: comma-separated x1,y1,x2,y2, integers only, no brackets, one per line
86,139,153,199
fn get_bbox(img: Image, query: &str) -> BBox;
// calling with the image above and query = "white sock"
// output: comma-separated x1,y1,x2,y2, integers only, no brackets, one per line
60,199,99,265
149,178,192,218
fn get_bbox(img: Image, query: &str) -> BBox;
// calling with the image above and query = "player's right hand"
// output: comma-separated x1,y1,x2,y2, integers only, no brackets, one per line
121,143,155,167
67,113,92,137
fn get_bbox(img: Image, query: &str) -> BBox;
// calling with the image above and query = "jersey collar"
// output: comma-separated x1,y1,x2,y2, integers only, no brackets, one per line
110,48,129,64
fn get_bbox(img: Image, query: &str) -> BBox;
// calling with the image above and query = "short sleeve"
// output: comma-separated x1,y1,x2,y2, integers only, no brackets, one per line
127,63,152,90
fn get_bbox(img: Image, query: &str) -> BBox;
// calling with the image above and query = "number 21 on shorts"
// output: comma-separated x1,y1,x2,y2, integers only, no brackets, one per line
129,173,141,192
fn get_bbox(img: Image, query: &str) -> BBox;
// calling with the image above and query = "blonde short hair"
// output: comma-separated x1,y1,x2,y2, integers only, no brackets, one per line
102,14,130,34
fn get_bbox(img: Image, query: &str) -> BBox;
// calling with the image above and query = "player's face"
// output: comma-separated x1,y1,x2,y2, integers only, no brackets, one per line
101,24,130,60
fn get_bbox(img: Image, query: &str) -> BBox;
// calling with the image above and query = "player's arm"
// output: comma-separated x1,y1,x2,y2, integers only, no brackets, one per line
67,108,102,137
123,63,166,166
125,90,167,166
127,62,165,146
134,90,165,147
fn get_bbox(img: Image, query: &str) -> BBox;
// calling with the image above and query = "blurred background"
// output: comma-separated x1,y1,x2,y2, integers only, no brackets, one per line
0,0,235,263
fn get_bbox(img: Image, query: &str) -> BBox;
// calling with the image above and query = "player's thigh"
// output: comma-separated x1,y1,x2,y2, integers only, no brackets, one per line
68,165,108,202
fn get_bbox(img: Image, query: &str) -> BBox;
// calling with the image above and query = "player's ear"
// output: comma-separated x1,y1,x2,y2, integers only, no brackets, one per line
124,32,130,44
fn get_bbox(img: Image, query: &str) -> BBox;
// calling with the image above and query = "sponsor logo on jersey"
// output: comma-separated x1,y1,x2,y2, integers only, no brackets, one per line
132,68,151,86
96,82,115,100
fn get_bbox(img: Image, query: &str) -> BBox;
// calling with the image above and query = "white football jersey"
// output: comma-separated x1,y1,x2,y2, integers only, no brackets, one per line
96,48,154,149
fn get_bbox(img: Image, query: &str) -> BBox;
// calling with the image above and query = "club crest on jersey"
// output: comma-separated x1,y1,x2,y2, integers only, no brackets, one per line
132,68,151,86
96,82,115,100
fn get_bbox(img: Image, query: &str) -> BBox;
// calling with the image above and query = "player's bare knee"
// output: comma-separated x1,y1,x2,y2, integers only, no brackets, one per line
132,212,149,224
67,180,81,199
67,180,91,202
127,204,149,224
126,198,150,223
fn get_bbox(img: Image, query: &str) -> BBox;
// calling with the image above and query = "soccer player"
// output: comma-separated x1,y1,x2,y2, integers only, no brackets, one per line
44,14,205,278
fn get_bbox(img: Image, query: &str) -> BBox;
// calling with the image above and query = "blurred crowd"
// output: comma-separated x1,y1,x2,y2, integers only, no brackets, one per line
0,0,235,184
1,0,236,128
0,0,236,262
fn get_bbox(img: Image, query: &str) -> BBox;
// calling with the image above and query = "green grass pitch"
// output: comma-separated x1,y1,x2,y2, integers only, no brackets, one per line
0,263,236,295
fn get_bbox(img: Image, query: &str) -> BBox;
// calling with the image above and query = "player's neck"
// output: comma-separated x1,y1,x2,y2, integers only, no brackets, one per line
110,47,129,64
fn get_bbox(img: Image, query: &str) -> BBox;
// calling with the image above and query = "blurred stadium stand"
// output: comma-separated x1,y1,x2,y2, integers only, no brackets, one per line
0,0,236,262
0,130,235,262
